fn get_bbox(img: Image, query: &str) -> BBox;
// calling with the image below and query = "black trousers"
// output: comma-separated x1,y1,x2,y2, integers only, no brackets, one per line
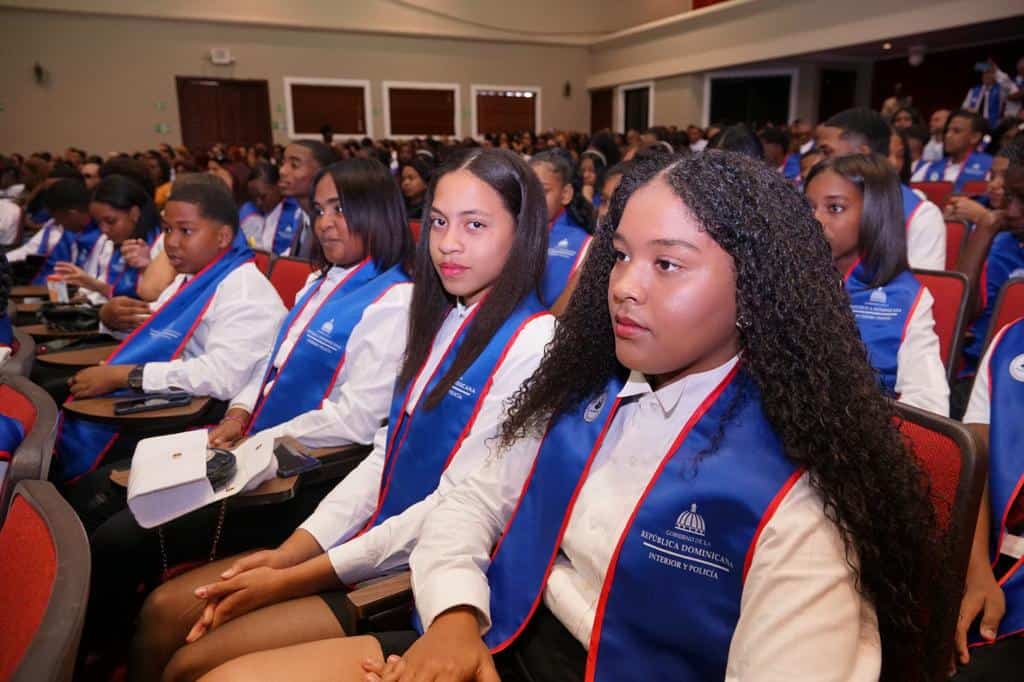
81,478,336,648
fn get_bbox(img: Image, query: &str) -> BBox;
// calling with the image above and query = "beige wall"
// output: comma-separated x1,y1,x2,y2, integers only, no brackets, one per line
652,74,703,128
0,9,591,154
589,0,1021,88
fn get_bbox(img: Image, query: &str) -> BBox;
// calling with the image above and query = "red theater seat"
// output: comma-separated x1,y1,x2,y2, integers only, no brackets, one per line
912,181,954,208
982,276,1024,356
945,221,967,272
268,256,315,307
912,269,968,383
0,375,58,523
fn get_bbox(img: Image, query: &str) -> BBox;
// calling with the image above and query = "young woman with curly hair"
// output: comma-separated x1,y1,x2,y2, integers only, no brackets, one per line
199,151,951,682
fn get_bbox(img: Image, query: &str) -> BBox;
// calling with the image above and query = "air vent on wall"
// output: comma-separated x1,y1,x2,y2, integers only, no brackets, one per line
209,48,235,65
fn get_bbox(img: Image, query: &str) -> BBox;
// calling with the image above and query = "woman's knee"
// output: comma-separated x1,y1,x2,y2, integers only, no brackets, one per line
162,642,220,682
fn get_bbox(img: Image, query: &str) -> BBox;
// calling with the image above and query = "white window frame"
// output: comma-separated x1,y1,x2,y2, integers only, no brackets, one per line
613,80,655,133
701,68,799,128
382,80,461,139
283,76,373,140
470,84,542,139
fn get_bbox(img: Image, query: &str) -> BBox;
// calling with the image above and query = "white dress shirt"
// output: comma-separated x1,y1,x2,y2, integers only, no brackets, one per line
963,325,1001,426
910,160,931,183
5,219,63,262
234,267,414,448
411,357,881,681
922,138,945,163
906,196,947,271
894,287,950,416
81,235,116,305
298,302,554,584
141,262,286,399
0,198,20,246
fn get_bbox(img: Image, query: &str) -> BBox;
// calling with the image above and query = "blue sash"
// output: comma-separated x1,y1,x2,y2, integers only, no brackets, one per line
272,198,302,255
962,234,1024,375
782,153,801,180
0,314,12,347
367,295,549,529
923,152,993,192
54,233,254,482
0,414,25,462
974,318,1024,644
34,222,100,285
845,263,922,395
967,85,1003,129
248,261,411,433
239,201,260,224
481,367,801,681
541,213,591,307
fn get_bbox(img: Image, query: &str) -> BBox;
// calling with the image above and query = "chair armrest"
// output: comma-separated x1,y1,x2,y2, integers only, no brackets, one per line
336,571,413,635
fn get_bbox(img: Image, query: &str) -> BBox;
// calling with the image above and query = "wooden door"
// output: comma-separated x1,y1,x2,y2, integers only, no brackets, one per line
590,89,613,132
290,84,367,136
176,77,273,151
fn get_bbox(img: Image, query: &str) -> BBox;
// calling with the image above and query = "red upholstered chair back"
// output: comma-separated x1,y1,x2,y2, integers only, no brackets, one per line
268,256,315,307
0,480,90,682
960,180,989,197
945,221,967,271
912,269,969,383
982,276,1024,356
893,402,985,680
0,375,59,523
911,181,954,208
252,249,273,275
409,220,422,243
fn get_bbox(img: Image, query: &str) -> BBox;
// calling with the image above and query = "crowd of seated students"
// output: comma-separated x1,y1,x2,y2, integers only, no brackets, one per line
2,56,1024,680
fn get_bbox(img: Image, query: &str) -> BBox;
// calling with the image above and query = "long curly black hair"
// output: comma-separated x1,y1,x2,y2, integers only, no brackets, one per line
500,151,951,681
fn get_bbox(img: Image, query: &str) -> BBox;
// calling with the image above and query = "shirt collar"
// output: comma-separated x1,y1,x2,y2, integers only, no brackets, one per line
617,355,740,415
325,263,354,282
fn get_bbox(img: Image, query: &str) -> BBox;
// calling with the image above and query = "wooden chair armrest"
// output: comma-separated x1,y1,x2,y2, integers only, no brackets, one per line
338,571,414,634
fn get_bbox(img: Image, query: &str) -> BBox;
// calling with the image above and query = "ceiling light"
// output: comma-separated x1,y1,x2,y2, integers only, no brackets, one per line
883,42,892,50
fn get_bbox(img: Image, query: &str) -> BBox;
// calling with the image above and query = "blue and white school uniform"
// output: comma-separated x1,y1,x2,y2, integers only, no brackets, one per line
238,201,264,245
963,317,1024,645
541,211,592,308
34,221,102,285
902,184,946,271
921,152,993,193
5,218,63,264
80,225,162,305
910,158,931,183
961,233,1024,376
844,262,949,415
232,262,413,448
963,84,1005,130
298,297,554,585
412,358,880,681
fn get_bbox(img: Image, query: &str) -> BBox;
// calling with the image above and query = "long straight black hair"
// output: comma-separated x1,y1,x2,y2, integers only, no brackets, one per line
530,149,595,233
399,148,548,410
91,174,160,241
804,153,908,288
309,159,413,275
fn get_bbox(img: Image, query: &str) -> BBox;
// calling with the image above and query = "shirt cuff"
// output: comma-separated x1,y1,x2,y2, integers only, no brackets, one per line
298,516,345,554
142,361,173,392
326,535,382,585
414,567,493,635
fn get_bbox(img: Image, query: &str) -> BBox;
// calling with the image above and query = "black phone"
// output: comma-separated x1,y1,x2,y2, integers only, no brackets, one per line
275,442,322,477
113,391,192,415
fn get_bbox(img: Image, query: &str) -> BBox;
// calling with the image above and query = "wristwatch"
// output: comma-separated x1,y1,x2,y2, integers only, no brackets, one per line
127,364,145,391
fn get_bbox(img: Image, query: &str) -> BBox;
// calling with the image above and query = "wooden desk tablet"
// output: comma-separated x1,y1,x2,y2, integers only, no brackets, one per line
36,344,118,368
63,395,212,426
15,302,42,315
18,323,98,340
10,285,48,299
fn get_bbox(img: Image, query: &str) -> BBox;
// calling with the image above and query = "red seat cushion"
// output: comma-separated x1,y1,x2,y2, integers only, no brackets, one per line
0,385,38,435
0,496,57,679
898,419,960,528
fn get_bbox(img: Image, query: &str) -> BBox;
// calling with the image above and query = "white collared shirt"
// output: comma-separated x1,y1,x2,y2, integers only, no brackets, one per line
0,198,20,246
411,357,881,681
906,195,946,271
234,266,414,448
963,324,1003,426
299,302,555,584
141,262,287,398
5,219,63,262
82,235,116,305
922,138,945,163
895,287,950,416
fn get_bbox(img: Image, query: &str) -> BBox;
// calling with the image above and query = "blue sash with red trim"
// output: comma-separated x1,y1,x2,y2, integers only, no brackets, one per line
975,318,1024,644
368,295,548,528
922,152,993,193
0,313,12,347
967,84,1003,130
901,183,922,228
54,233,254,482
272,198,302,255
0,414,25,462
248,261,411,433
845,263,921,395
541,213,591,308
34,222,100,285
480,367,800,680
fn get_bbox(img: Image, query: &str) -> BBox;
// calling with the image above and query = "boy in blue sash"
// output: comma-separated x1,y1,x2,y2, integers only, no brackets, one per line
32,178,102,285
530,150,594,308
203,156,949,682
962,65,1010,130
954,317,1024,680
58,174,285,491
921,110,993,193
133,149,556,681
817,107,946,270
805,153,949,415
265,141,334,257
